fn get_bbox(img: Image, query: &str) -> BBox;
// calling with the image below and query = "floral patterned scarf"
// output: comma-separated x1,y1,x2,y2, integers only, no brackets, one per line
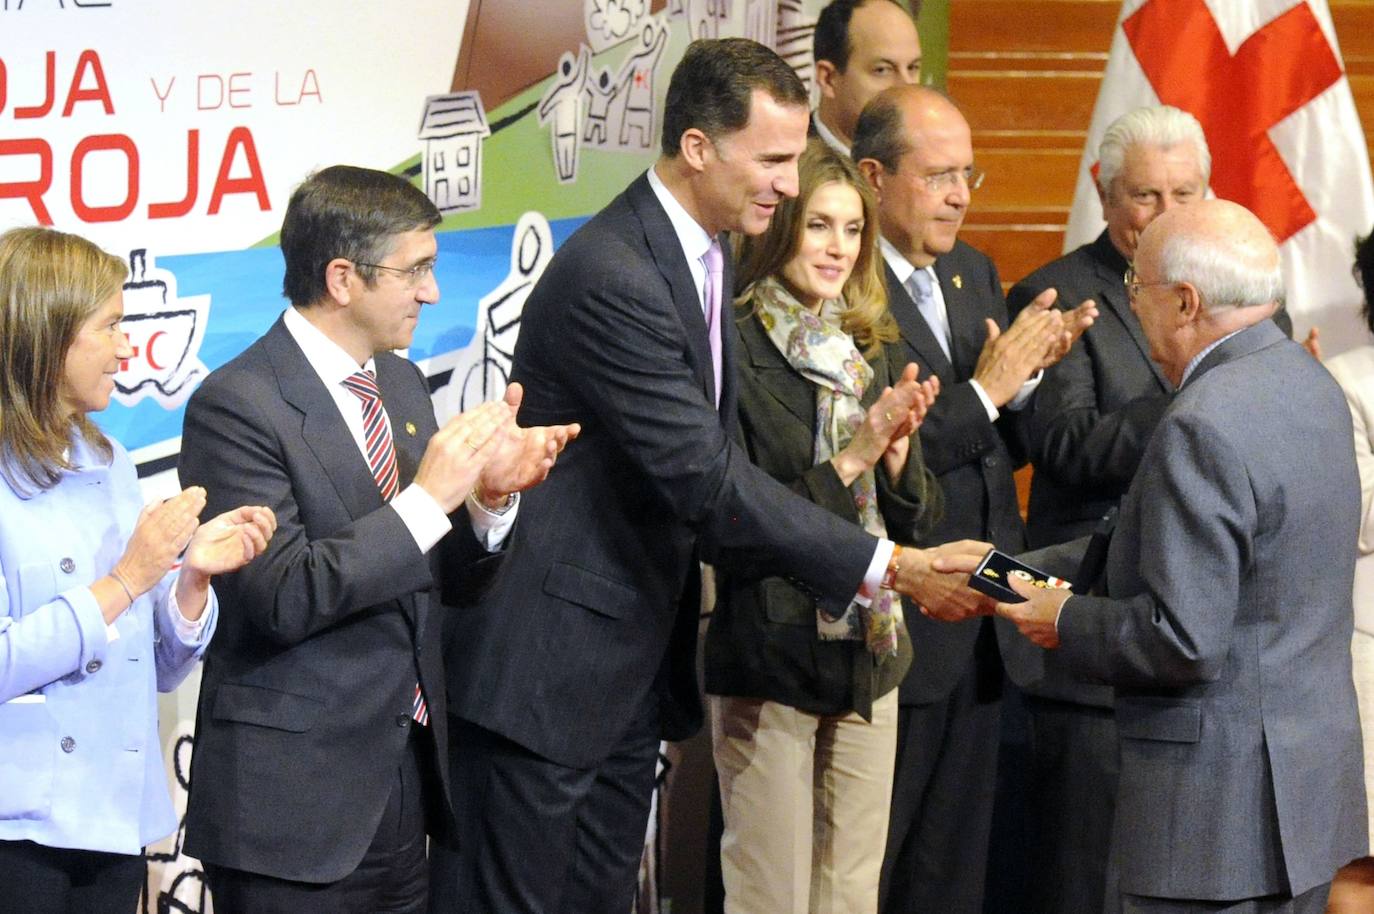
749,276,903,656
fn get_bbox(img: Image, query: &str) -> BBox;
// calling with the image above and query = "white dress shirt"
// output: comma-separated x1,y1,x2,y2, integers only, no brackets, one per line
282,306,514,553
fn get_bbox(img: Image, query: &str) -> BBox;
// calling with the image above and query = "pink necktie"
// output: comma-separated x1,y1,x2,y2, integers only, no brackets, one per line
342,370,428,726
703,239,724,407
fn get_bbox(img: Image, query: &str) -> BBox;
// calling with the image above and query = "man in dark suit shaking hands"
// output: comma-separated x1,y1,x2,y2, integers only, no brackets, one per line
178,165,574,914
429,39,996,914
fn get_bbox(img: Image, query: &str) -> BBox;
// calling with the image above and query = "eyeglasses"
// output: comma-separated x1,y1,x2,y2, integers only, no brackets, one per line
353,258,437,288
920,166,985,194
1123,265,1173,302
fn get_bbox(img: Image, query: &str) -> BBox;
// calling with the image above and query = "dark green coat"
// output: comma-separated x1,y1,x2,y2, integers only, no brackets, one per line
704,303,943,720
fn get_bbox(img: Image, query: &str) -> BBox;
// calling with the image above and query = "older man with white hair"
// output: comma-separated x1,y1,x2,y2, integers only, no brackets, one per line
996,106,1293,914
965,198,1367,914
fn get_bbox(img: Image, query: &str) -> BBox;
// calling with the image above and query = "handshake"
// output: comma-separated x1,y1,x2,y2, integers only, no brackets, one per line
893,541,1073,650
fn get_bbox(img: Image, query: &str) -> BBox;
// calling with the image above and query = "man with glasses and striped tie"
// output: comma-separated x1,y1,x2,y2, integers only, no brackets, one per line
177,165,576,914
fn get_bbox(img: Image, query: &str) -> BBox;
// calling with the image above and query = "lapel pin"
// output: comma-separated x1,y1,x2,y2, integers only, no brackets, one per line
952,275,963,290
405,421,417,437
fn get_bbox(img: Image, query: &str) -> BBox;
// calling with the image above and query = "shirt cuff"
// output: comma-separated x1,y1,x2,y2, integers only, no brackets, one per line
1054,594,1070,634
392,483,453,554
856,539,895,604
466,490,519,552
1006,370,1043,412
969,379,1000,423
166,582,211,644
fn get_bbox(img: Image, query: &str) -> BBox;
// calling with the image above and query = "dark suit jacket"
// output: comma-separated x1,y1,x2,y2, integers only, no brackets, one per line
1059,321,1366,900
443,172,879,769
704,305,942,720
178,318,481,883
883,240,1027,704
1010,231,1173,550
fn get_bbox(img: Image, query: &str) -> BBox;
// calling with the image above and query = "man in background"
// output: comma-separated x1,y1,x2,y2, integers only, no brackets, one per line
812,0,923,156
852,85,1094,914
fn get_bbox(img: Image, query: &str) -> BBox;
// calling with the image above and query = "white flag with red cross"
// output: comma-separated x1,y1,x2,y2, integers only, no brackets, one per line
1063,0,1374,357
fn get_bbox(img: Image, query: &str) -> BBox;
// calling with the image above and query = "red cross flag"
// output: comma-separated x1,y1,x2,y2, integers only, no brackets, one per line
1064,0,1374,357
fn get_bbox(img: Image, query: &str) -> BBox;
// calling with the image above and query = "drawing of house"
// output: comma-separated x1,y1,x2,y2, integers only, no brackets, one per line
418,91,491,212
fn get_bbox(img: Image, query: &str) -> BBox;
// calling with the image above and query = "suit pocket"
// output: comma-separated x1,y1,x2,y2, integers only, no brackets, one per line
542,562,639,620
212,682,324,733
0,699,57,819
760,579,816,627
16,562,58,618
1117,698,1201,743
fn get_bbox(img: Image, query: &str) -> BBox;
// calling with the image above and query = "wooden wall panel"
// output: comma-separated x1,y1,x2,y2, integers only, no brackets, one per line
950,0,1374,290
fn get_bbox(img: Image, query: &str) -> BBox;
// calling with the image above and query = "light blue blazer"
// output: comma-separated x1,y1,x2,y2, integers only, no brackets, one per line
0,433,216,854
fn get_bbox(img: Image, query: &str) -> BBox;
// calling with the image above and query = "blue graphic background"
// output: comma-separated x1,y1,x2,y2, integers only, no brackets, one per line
99,217,587,458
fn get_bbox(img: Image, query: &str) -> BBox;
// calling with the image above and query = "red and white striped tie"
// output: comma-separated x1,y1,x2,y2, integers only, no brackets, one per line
341,370,400,501
343,369,427,726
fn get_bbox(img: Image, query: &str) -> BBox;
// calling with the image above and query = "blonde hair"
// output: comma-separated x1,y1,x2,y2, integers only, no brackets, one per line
733,139,897,356
0,227,127,492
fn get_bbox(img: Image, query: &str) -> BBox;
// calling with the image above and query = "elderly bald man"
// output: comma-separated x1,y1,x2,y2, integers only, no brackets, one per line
949,198,1366,913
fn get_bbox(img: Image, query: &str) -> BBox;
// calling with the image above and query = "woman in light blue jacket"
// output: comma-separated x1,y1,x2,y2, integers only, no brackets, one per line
0,227,275,914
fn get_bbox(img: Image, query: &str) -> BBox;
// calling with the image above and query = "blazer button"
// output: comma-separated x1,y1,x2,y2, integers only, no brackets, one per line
983,455,997,468
60,557,76,574
85,659,102,674
60,736,76,753
396,714,411,728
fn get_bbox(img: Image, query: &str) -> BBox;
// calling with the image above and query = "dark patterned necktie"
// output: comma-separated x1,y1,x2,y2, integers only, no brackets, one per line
342,369,428,725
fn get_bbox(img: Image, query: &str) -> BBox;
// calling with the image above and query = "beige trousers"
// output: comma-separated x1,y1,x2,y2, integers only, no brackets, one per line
710,689,899,914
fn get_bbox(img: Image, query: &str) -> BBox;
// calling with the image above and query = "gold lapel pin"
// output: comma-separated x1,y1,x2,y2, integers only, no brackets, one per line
405,421,417,437
952,275,963,289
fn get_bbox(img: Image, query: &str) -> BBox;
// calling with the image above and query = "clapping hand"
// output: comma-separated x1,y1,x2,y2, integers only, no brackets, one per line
183,505,277,577
115,487,209,597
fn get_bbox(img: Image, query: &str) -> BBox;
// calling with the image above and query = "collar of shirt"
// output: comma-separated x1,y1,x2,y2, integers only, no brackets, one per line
1178,326,1245,388
282,305,381,465
647,165,715,312
282,304,378,385
812,113,851,158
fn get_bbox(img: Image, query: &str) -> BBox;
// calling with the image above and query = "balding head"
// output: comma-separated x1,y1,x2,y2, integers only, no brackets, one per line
1130,199,1284,385
853,85,974,267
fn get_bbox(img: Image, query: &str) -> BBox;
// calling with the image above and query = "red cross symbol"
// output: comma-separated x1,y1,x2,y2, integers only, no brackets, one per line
634,68,647,88
1123,0,1343,242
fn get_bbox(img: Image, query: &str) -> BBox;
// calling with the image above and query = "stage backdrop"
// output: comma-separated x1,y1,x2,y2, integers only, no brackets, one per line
1,2,942,911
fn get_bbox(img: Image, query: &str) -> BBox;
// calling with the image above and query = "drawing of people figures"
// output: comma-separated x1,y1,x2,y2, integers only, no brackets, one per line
679,0,731,39
537,46,590,183
440,212,555,418
615,22,668,149
744,0,777,48
582,67,620,148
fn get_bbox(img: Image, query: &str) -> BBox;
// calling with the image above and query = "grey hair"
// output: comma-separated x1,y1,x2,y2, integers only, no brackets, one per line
1097,105,1212,194
1157,229,1283,311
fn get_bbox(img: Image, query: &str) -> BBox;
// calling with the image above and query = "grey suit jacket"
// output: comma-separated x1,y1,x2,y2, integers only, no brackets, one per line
444,172,879,769
179,317,478,882
1005,232,1299,705
1057,320,1366,900
883,240,1026,704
